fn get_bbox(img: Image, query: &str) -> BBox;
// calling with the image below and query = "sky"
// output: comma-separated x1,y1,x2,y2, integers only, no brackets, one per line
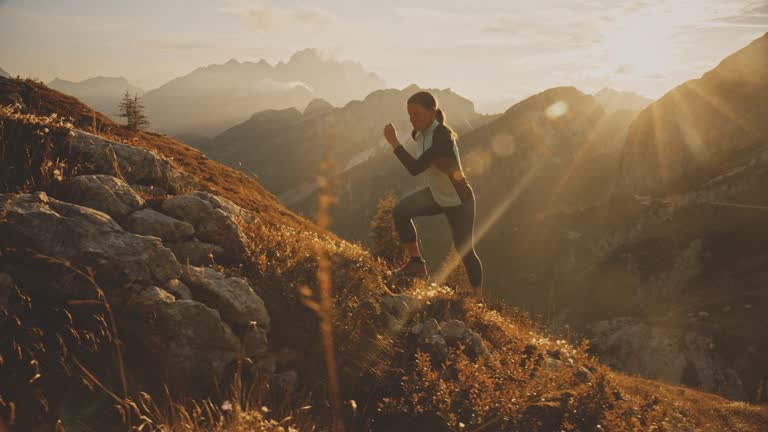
1,0,766,112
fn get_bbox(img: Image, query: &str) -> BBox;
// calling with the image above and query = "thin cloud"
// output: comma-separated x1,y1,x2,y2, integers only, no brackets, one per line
221,1,340,32
712,2,768,26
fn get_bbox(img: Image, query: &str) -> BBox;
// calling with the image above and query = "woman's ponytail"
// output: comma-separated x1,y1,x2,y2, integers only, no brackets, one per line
436,107,445,124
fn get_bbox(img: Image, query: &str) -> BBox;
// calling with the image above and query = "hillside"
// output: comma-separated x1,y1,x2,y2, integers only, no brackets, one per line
619,32,768,195
2,78,768,432
280,33,768,404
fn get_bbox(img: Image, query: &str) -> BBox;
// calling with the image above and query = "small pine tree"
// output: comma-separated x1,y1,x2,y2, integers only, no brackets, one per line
131,94,149,130
117,90,133,127
369,191,407,266
117,90,149,131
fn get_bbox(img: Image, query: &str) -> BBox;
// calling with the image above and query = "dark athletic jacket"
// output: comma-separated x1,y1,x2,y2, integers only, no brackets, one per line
393,118,474,206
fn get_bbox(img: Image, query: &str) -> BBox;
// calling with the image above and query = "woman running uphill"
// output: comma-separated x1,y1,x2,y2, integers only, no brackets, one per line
383,91,484,301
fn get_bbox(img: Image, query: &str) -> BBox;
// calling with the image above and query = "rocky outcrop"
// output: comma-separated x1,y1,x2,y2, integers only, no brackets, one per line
122,286,242,395
589,317,746,400
381,294,422,333
379,294,491,361
69,130,198,194
0,192,180,302
60,174,145,220
180,265,270,330
410,318,490,360
159,191,251,262
0,115,304,398
122,208,195,242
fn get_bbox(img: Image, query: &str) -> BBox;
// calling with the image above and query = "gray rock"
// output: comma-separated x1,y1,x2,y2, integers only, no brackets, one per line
124,285,176,315
412,318,440,344
545,357,563,370
428,334,448,356
574,366,593,384
124,297,242,396
160,193,249,261
180,266,270,330
69,130,198,194
166,240,224,267
60,175,145,220
273,370,299,394
440,320,467,340
164,278,192,300
466,330,490,358
0,192,181,303
589,317,747,400
381,294,422,332
191,191,255,225
253,355,277,374
243,326,269,358
122,208,194,242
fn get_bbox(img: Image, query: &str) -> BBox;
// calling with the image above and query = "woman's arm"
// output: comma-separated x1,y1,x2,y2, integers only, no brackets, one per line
384,123,453,176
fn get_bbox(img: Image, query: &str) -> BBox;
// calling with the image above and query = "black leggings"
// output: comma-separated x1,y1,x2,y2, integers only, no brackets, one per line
392,186,483,288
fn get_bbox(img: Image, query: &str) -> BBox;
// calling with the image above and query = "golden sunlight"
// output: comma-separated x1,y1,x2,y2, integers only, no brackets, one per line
599,14,679,77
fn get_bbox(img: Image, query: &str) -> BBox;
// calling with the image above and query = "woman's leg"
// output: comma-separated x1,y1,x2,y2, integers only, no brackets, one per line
393,187,444,258
444,196,484,300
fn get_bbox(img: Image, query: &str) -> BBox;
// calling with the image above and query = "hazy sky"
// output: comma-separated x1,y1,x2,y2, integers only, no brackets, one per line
1,0,766,111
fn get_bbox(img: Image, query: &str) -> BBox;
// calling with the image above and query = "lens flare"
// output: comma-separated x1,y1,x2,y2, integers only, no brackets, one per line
545,101,568,119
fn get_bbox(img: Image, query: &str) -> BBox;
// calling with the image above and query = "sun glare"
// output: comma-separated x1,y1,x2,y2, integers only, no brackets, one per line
599,14,679,77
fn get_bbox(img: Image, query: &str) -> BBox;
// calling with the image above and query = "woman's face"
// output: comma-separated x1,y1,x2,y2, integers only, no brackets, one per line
407,103,435,132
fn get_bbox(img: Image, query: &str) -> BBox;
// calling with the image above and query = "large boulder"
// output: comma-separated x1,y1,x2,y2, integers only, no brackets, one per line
166,239,225,267
0,192,181,304
180,266,270,330
59,174,145,220
122,208,194,242
159,192,251,261
122,286,242,395
69,130,198,194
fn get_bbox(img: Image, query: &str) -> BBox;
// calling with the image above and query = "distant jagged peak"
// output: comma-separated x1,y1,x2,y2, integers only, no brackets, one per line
402,83,421,94
303,98,334,117
594,87,652,113
50,75,134,85
246,107,303,122
288,47,333,64
47,76,144,95
501,86,587,114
